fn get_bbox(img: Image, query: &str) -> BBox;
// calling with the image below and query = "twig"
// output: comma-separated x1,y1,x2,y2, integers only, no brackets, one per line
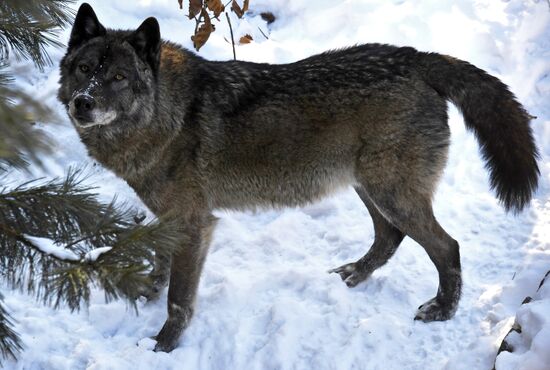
225,12,236,60
258,26,269,40
193,6,205,35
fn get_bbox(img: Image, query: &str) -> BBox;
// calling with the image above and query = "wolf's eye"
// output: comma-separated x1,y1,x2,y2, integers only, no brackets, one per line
114,73,125,81
79,64,89,73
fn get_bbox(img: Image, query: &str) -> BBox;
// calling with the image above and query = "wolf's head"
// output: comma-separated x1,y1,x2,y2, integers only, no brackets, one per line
58,3,161,130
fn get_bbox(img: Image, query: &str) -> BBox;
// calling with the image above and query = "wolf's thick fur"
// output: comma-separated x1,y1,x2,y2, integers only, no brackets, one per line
58,4,539,352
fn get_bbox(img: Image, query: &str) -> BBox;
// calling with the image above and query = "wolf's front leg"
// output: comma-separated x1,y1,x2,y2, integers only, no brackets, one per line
153,214,218,352
139,252,171,301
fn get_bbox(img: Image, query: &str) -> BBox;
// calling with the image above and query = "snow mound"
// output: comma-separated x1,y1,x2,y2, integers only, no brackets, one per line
495,272,550,370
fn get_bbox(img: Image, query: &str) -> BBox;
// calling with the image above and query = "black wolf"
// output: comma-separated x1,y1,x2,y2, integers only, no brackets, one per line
58,3,539,352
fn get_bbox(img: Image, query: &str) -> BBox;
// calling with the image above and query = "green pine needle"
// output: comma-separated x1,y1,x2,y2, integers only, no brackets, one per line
0,295,23,364
0,0,76,70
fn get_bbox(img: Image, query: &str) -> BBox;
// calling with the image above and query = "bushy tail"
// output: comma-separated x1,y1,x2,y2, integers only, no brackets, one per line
418,52,539,213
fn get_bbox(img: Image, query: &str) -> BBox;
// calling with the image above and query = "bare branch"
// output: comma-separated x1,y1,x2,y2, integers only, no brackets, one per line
225,12,236,60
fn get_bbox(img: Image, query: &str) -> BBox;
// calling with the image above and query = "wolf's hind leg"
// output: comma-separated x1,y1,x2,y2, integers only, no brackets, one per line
330,186,404,287
363,184,462,322
410,218,461,322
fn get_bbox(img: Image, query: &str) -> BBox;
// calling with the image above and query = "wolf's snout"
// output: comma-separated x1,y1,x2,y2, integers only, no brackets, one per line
71,94,96,124
74,94,96,114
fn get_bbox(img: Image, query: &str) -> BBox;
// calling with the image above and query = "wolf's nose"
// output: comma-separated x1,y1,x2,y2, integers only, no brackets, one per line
74,94,95,112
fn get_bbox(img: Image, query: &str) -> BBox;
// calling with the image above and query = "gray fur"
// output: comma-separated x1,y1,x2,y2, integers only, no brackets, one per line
58,4,540,352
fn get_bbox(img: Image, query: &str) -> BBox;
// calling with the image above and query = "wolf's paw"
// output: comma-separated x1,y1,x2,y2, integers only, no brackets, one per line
152,320,183,353
153,305,193,352
153,337,178,353
329,262,370,288
414,297,456,322
138,276,168,302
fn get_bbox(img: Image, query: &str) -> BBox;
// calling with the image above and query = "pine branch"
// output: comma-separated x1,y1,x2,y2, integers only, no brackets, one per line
0,170,102,243
0,294,22,364
0,20,62,68
0,63,53,170
0,0,75,70
0,170,183,312
0,62,13,87
0,0,73,169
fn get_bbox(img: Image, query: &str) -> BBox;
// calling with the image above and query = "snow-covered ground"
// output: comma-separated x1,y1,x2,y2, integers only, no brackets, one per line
2,0,550,369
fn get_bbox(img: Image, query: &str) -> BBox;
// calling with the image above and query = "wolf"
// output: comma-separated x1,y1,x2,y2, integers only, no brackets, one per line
58,3,539,352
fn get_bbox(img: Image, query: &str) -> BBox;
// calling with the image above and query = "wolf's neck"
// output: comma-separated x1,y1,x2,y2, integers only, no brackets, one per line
81,120,181,181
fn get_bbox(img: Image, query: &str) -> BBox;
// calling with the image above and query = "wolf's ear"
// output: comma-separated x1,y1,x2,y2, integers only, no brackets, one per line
127,17,161,75
68,3,106,52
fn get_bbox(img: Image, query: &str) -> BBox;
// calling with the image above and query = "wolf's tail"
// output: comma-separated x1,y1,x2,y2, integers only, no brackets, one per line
418,52,539,213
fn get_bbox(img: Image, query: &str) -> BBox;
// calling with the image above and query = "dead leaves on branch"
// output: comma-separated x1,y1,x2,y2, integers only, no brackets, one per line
187,0,202,19
206,0,225,18
231,0,249,18
191,9,214,51
181,0,256,54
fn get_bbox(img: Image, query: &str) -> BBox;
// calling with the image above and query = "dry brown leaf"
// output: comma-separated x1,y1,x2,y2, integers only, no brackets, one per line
191,9,214,51
239,34,253,44
231,0,242,18
231,0,249,19
206,0,225,18
188,0,203,19
260,11,275,24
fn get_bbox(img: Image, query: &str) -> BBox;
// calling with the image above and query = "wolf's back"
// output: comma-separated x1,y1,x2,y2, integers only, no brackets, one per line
417,52,539,212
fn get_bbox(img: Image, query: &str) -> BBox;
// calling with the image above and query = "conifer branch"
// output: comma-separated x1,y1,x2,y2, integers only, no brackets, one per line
0,0,75,70
0,295,23,363
0,170,182,312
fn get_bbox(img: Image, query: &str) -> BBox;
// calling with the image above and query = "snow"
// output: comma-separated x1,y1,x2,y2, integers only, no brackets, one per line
23,235,80,262
2,0,550,369
495,274,550,370
22,235,112,263
84,247,113,262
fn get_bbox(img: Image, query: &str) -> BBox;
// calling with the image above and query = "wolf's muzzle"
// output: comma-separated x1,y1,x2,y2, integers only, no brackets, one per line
73,94,96,122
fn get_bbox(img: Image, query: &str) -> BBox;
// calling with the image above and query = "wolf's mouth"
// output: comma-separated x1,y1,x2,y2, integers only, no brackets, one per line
68,105,117,129
73,119,108,129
